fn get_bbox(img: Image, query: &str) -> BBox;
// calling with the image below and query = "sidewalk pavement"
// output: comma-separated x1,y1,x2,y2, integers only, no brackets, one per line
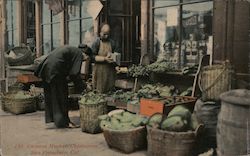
0,107,146,156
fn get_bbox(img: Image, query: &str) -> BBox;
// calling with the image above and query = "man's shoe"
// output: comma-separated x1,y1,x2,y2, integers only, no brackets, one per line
67,121,80,128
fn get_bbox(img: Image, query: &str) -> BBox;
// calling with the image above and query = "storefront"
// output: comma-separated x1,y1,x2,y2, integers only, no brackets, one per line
0,0,249,89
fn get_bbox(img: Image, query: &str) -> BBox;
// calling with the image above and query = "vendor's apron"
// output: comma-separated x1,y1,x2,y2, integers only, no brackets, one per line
93,41,115,93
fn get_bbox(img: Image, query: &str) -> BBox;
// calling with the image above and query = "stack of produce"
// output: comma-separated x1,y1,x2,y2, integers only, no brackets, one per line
79,91,106,105
79,91,107,133
137,84,160,98
147,106,198,132
137,84,178,98
128,64,149,78
180,87,193,96
99,111,148,130
111,90,137,103
147,61,178,73
13,91,33,99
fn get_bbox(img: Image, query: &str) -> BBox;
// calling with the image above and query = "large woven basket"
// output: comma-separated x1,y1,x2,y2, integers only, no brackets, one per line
2,92,37,114
199,63,234,101
102,126,147,154
79,101,107,134
147,126,201,156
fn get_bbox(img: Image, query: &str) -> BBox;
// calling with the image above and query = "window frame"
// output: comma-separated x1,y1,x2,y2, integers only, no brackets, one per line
65,0,93,45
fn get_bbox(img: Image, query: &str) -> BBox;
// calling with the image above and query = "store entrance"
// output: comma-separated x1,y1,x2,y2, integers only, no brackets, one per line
100,0,141,66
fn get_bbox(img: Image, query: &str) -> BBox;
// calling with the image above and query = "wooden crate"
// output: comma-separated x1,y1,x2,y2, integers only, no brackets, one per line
140,98,165,117
17,74,42,83
140,96,197,117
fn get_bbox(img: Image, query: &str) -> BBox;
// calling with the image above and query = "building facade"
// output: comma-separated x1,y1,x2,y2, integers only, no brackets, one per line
0,0,249,90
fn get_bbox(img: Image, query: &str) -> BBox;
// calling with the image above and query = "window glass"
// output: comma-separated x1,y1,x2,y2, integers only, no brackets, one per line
12,1,18,46
183,0,209,3
42,0,50,24
52,23,60,49
82,18,94,46
182,2,213,66
6,0,18,48
153,7,180,63
68,0,80,19
81,0,92,18
154,0,179,7
8,31,13,48
42,25,51,54
68,20,80,46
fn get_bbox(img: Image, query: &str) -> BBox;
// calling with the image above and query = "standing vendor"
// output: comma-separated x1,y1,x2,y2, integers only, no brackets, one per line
34,45,87,129
91,24,120,93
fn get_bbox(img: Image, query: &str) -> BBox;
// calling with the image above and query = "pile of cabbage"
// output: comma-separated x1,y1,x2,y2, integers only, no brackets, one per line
99,111,148,131
79,91,106,105
137,84,178,98
12,91,33,99
111,90,137,103
147,106,198,132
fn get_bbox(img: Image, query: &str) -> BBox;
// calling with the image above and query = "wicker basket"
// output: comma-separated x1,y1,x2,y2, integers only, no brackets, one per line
199,63,234,101
2,92,37,114
102,126,147,154
147,126,201,156
79,101,107,134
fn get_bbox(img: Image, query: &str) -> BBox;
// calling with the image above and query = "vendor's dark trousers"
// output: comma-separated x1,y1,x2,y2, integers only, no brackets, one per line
43,78,70,128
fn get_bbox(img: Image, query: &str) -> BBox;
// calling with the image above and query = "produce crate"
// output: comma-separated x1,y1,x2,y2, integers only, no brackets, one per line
140,96,197,117
115,79,134,89
162,96,197,115
17,74,42,83
127,103,140,114
114,100,127,109
140,98,165,117
102,126,147,154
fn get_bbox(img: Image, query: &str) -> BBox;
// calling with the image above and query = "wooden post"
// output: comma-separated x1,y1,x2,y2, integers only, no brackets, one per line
140,0,150,65
0,0,6,92
35,0,42,57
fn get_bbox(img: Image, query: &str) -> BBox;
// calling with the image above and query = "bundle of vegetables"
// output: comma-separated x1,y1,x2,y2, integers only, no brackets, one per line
180,87,193,96
157,85,178,97
137,84,179,98
137,84,160,98
128,64,150,78
13,91,32,99
147,61,178,73
99,111,148,131
111,90,138,103
79,91,106,105
147,106,198,132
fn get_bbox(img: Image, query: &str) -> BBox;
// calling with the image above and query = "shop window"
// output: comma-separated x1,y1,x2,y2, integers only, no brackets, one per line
41,0,60,54
66,0,94,46
6,0,18,49
152,0,213,68
154,0,180,8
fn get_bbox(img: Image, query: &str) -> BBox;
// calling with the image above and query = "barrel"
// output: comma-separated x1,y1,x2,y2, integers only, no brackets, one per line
194,99,221,153
217,89,250,156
